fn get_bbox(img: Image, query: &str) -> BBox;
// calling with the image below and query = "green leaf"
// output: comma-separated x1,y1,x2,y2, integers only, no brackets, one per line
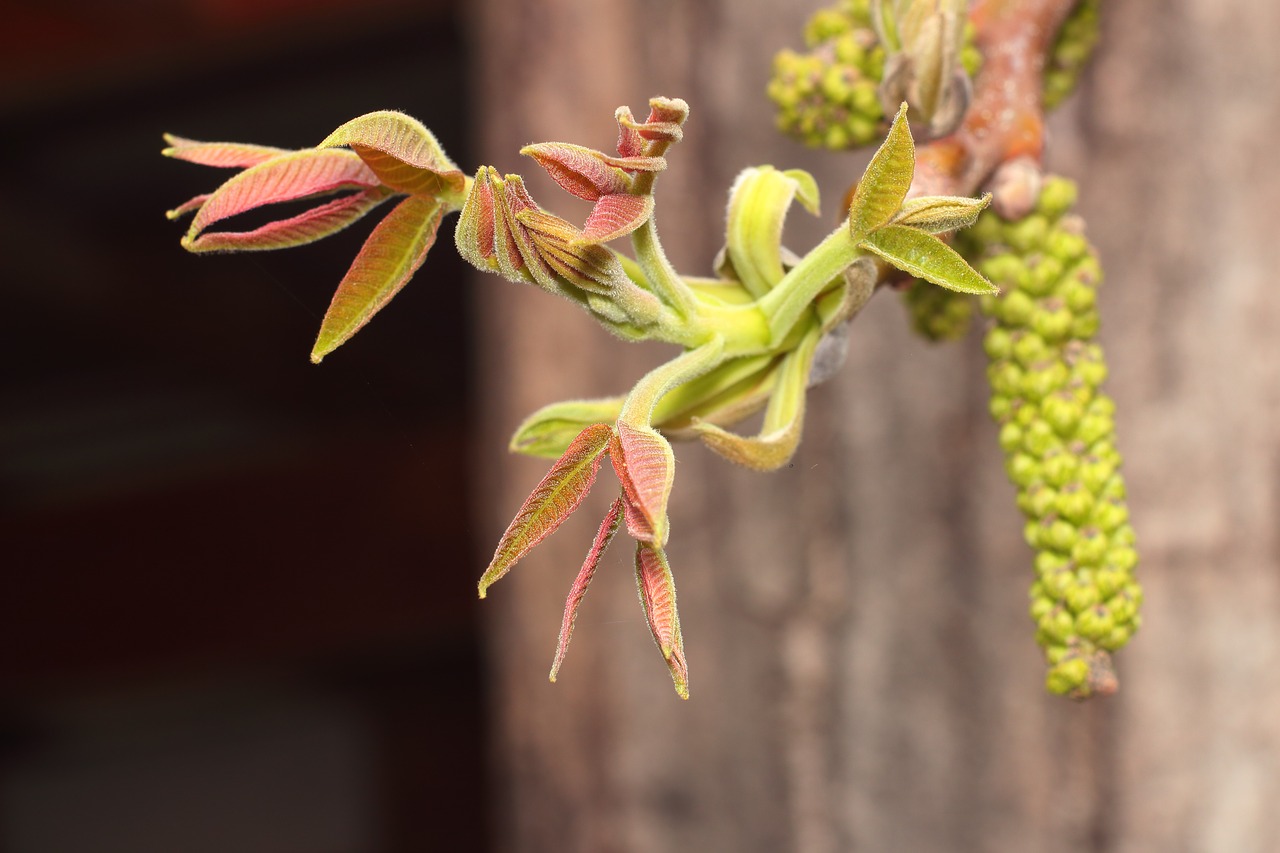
847,102,915,241
693,322,820,471
549,497,624,683
478,424,614,599
317,110,466,201
892,193,991,234
510,397,627,459
311,195,444,363
635,541,688,699
859,224,998,295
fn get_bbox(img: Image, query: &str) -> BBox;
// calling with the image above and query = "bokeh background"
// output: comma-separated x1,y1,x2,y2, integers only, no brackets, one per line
4,1,1279,852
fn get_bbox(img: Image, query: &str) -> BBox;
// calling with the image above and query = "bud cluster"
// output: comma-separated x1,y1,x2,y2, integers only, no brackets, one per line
967,176,1141,698
767,0,982,150
1043,0,1101,110
902,275,974,341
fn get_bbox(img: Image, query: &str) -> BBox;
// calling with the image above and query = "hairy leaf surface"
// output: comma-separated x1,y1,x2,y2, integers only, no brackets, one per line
550,497,624,682
848,102,914,240
635,542,688,699
318,110,466,199
860,224,997,295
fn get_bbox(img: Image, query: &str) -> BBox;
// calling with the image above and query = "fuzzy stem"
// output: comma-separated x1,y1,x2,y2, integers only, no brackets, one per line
619,336,726,427
756,224,864,345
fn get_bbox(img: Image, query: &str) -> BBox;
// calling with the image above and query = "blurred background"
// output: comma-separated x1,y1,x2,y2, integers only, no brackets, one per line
3,1,1279,852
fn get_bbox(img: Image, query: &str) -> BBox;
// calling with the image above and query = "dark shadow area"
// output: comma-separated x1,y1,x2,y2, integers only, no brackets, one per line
0,2,488,851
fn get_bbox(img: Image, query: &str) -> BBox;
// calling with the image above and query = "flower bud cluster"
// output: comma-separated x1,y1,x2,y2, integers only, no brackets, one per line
902,277,975,342
1043,0,1101,110
968,176,1141,698
767,1,887,150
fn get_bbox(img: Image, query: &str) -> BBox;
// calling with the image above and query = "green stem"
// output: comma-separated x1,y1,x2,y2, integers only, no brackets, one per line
757,223,864,345
620,336,726,426
630,215,700,322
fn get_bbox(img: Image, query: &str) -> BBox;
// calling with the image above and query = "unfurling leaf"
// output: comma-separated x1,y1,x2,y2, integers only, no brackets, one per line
162,134,288,168
859,223,998,295
181,149,380,251
317,110,466,200
311,195,445,363
893,193,991,233
721,166,820,299
550,497,624,682
521,142,631,201
184,188,394,253
635,542,688,699
610,422,676,546
694,323,820,471
847,102,915,240
478,424,614,598
578,193,654,244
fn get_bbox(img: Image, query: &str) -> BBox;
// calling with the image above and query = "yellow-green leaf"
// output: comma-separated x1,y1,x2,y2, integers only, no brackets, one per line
722,166,819,299
509,397,627,458
311,195,444,363
847,102,915,240
892,193,991,233
317,110,466,200
859,223,998,295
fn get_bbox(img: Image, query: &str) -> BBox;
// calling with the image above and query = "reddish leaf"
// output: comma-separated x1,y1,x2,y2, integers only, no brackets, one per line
521,142,630,201
184,187,392,253
310,195,444,362
317,111,466,198
478,424,614,598
614,106,645,158
635,542,689,699
182,149,379,249
454,166,500,271
598,154,666,173
549,497,624,683
165,193,210,220
579,193,654,244
610,422,675,546
162,134,289,168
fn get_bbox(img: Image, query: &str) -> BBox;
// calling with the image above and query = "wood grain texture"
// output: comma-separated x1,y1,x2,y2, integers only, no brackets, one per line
470,0,1280,850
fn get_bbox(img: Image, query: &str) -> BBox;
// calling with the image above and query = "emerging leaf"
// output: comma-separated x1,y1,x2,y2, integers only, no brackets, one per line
847,102,915,240
859,224,998,295
635,542,688,699
610,423,676,546
893,193,991,233
521,142,631,201
578,193,654,245
550,497,624,682
311,194,445,363
721,166,819,299
317,110,466,200
162,134,288,168
181,149,380,250
455,166,501,273
478,424,614,598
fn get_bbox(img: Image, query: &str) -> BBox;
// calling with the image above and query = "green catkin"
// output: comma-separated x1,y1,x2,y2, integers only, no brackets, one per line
767,0,981,151
903,277,975,342
967,175,1141,698
1043,0,1101,110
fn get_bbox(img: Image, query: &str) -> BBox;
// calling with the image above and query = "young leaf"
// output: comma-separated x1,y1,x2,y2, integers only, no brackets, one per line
317,110,466,200
722,166,819,299
550,497,624,682
892,193,991,233
847,102,914,240
478,424,614,598
184,187,392,253
454,166,500,272
162,134,289,168
310,195,444,363
635,542,689,699
182,149,379,249
610,422,676,546
510,397,627,459
859,224,998,295
578,193,654,245
521,142,631,201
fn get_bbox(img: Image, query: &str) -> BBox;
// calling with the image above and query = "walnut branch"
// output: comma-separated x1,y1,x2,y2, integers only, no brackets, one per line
911,0,1078,201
